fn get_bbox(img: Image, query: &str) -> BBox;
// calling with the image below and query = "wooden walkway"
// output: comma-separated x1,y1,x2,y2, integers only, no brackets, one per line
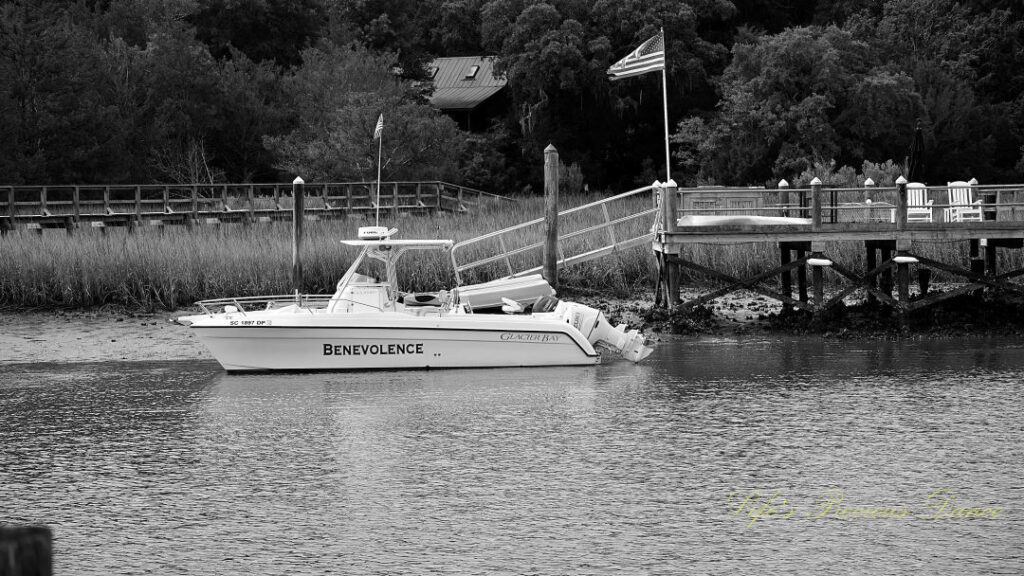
653,179,1024,315
450,185,657,285
446,176,1024,317
0,181,508,234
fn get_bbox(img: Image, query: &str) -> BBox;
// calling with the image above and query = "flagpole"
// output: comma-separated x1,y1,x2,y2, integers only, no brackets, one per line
660,28,670,182
375,122,383,227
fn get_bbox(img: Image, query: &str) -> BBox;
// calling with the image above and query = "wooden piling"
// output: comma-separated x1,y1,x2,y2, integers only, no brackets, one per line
663,181,679,234
984,240,997,276
811,177,822,230
797,247,808,302
543,144,558,288
780,244,792,301
3,186,14,234
0,526,52,576
896,240,913,304
865,243,878,302
292,176,304,293
880,246,893,295
664,180,681,304
897,260,911,302
778,179,790,217
895,176,908,231
812,262,824,311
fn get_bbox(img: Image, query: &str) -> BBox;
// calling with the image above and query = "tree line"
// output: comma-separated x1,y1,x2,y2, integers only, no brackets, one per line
1,0,1021,193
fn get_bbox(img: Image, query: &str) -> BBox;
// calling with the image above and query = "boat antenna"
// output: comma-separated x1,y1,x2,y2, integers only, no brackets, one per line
373,113,384,227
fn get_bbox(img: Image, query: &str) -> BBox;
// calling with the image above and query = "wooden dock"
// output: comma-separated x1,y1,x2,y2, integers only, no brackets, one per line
653,178,1024,315
446,146,1024,318
0,181,508,234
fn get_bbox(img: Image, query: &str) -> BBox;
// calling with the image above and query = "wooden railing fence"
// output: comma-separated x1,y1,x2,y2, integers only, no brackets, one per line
0,181,511,234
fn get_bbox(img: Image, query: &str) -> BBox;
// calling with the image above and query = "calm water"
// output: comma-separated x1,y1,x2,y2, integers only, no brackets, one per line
1,336,1023,575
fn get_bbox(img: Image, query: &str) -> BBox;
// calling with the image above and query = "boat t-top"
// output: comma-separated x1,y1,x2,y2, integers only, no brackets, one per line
175,226,653,371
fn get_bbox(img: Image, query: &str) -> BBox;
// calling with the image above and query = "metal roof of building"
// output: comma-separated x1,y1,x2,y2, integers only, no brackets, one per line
428,56,507,111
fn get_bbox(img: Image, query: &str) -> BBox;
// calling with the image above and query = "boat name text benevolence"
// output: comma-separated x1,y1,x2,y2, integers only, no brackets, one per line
322,343,424,356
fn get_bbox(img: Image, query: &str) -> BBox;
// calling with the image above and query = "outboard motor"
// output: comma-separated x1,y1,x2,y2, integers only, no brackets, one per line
532,295,560,313
557,302,653,363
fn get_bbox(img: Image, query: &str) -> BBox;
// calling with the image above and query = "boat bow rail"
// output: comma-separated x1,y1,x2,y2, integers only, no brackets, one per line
192,294,333,316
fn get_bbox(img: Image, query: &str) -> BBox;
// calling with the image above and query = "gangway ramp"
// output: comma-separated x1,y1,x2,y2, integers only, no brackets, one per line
451,185,658,284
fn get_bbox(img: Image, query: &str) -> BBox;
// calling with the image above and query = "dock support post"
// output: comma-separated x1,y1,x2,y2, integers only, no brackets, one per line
810,177,822,230
919,269,931,296
809,241,827,317
793,245,808,303
71,185,81,234
778,179,790,216
896,239,913,305
663,180,681,304
812,263,824,313
292,176,304,294
895,176,908,231
897,263,911,302
780,244,792,302
779,241,811,310
0,526,52,576
3,186,13,235
969,239,985,296
984,239,997,276
543,144,559,288
865,243,878,303
880,246,893,295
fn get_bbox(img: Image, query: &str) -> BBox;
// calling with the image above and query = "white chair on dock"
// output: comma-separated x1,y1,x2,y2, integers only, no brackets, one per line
944,181,983,222
906,182,933,223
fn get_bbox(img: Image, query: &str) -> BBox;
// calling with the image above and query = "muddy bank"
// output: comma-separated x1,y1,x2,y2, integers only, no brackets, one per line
1,308,211,365
585,288,1024,340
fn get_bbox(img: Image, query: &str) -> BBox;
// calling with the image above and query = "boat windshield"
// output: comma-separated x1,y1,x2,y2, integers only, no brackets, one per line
335,239,455,303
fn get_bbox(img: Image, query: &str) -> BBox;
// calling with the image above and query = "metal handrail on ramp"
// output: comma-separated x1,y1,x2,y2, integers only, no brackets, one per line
451,185,658,284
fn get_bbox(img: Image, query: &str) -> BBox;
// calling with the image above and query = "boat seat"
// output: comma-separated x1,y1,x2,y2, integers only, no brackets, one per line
403,292,442,307
532,295,560,313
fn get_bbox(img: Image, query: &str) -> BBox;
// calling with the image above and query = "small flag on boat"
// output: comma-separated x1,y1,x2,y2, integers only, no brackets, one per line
607,30,665,81
373,114,384,139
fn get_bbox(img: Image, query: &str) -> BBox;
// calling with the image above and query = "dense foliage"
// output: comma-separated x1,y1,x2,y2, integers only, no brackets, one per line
1,0,1021,190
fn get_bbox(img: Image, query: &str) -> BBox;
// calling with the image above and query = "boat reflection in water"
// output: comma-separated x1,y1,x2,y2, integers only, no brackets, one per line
1,336,1023,575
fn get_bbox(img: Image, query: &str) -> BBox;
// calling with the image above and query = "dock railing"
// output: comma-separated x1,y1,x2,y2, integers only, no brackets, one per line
450,185,659,285
674,182,1024,225
0,181,511,233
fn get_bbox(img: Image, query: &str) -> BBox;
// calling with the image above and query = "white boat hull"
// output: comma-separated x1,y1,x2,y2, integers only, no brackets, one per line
185,315,601,372
175,231,652,372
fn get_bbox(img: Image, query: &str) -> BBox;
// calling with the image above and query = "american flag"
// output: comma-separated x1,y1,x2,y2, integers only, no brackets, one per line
373,114,384,139
607,30,665,81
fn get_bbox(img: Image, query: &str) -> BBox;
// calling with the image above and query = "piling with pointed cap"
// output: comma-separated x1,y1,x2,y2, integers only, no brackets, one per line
810,177,822,230
543,144,559,288
895,176,908,231
778,177,794,298
292,176,304,294
662,179,681,304
778,179,790,216
663,179,679,234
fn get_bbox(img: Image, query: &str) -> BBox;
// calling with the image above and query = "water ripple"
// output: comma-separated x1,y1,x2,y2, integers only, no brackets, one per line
1,339,1022,575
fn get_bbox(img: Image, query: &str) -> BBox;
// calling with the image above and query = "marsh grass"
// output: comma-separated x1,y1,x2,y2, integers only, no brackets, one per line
2,193,1020,310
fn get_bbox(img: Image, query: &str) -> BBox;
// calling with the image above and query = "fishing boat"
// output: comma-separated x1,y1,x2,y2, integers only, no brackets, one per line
174,226,653,372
